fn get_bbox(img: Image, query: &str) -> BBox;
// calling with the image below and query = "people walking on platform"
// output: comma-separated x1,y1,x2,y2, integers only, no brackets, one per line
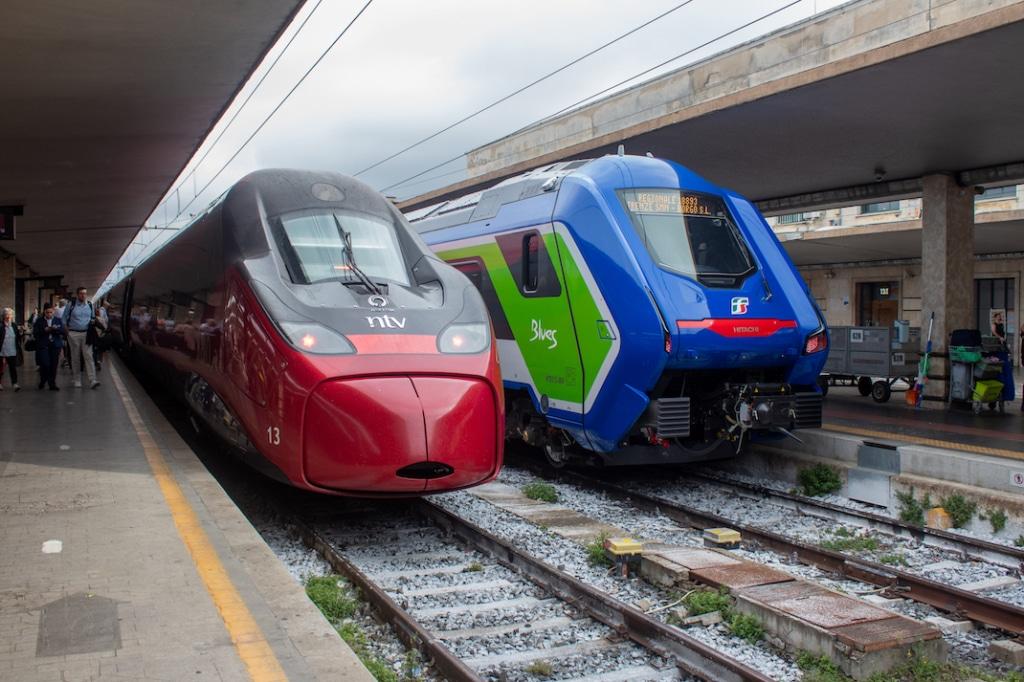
33,303,64,391
0,308,22,391
62,287,100,389
53,297,72,371
93,300,110,372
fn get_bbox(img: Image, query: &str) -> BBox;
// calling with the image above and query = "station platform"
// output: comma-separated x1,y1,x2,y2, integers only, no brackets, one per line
822,383,1024,461
0,358,372,681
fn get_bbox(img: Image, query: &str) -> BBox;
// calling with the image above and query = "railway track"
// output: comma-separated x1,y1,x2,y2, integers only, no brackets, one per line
687,470,1024,571
518,464,1024,635
294,500,774,682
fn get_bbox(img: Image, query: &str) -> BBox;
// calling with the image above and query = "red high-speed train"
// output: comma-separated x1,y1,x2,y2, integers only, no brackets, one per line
104,169,504,495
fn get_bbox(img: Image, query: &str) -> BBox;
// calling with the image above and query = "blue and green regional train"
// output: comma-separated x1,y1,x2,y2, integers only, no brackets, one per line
409,154,828,465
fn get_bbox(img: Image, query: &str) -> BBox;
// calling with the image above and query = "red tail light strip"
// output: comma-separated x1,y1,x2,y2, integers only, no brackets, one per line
676,318,797,338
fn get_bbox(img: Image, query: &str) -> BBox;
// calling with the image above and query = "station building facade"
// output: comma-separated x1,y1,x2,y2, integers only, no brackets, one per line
769,186,1022,361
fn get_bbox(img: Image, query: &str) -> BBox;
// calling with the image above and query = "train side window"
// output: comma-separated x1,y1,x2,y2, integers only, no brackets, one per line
452,260,484,292
448,257,514,340
523,233,539,293
494,228,561,298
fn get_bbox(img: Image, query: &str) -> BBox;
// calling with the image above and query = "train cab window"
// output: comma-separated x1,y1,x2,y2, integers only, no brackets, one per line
523,233,539,293
620,189,754,286
278,210,410,286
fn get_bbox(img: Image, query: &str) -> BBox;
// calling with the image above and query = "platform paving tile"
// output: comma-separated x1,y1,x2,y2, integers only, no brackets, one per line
0,361,372,681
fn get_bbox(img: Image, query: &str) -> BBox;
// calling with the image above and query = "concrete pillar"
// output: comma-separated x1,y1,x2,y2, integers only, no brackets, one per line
0,253,14,314
920,174,974,402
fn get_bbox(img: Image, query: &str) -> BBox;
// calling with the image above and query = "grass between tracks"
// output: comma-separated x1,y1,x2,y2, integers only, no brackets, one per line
671,588,765,645
306,575,423,682
522,481,558,503
797,648,1024,682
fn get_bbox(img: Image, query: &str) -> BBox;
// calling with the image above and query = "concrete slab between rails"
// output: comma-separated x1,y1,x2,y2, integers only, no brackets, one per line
733,581,945,680
471,482,625,541
470,485,945,680
0,356,373,681
728,429,1024,520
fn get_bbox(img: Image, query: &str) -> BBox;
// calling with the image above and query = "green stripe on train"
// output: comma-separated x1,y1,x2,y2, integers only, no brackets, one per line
438,231,612,407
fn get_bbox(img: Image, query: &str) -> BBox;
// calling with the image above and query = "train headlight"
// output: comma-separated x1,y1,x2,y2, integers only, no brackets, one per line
438,322,489,354
803,328,828,354
279,322,355,355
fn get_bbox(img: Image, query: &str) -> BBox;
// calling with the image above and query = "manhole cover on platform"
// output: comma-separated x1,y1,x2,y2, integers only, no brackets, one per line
36,592,121,657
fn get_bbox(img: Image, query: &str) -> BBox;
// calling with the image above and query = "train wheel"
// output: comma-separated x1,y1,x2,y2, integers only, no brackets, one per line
857,376,873,396
871,380,891,403
543,443,569,469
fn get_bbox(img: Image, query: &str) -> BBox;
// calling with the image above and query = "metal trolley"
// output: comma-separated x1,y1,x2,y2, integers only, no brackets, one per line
820,325,920,403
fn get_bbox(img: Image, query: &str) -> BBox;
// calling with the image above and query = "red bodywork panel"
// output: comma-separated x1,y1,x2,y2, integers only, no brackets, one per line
128,267,504,496
304,376,498,493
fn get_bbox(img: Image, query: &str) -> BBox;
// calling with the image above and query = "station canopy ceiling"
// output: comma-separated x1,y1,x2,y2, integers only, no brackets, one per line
0,1,303,291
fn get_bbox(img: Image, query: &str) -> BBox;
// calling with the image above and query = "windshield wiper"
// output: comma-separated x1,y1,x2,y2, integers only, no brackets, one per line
332,214,382,296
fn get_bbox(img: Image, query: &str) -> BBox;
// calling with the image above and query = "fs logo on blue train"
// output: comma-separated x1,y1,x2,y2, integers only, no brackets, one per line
731,297,749,315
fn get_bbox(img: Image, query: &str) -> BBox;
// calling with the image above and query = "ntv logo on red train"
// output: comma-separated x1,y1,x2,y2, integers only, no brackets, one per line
366,315,406,329
364,294,407,328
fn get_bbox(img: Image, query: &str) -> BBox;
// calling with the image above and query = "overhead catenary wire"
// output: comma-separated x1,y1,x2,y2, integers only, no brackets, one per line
352,0,701,180
380,0,803,196
156,0,330,219
166,0,375,228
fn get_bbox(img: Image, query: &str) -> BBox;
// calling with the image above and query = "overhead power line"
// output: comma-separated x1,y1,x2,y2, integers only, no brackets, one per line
157,0,330,218
353,0,701,179
168,0,375,227
381,0,803,196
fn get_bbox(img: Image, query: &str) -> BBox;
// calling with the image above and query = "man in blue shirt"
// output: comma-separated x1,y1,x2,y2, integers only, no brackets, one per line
63,287,100,389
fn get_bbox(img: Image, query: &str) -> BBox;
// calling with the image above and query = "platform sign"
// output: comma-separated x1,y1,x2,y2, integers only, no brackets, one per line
1012,471,1024,488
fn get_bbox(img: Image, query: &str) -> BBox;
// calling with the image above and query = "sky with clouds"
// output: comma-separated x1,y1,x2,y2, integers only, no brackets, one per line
102,0,848,291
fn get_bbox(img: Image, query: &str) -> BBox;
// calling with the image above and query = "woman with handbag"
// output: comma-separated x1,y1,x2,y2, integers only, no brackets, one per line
0,307,21,391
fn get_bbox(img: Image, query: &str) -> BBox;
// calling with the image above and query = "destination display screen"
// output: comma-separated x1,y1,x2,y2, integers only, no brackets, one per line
619,188,753,281
624,191,718,217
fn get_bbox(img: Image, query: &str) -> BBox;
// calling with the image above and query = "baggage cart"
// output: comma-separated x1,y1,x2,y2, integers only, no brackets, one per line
820,325,920,403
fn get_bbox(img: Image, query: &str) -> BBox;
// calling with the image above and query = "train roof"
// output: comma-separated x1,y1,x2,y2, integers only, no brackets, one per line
406,158,594,234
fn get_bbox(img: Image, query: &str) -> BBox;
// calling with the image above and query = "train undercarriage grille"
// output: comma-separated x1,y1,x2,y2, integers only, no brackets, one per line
655,397,691,438
794,392,823,429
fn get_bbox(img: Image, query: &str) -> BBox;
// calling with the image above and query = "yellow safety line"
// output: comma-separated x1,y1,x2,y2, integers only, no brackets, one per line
822,422,1024,462
110,365,288,682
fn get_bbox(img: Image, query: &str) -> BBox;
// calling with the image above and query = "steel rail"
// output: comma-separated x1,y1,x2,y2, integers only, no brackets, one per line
416,499,773,682
294,519,483,682
688,470,1024,570
528,467,1024,635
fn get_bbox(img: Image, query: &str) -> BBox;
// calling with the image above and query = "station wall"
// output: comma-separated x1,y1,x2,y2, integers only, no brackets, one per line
800,256,1023,362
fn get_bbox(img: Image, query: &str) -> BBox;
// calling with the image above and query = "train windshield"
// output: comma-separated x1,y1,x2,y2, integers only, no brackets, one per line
279,210,410,286
620,189,754,284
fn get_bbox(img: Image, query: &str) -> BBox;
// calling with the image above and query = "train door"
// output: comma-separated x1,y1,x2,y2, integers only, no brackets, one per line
492,225,586,430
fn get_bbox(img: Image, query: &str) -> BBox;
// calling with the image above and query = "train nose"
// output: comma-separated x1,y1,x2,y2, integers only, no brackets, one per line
303,376,499,494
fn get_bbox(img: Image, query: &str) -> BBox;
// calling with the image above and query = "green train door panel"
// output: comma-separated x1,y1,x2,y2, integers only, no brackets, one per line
442,224,585,419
